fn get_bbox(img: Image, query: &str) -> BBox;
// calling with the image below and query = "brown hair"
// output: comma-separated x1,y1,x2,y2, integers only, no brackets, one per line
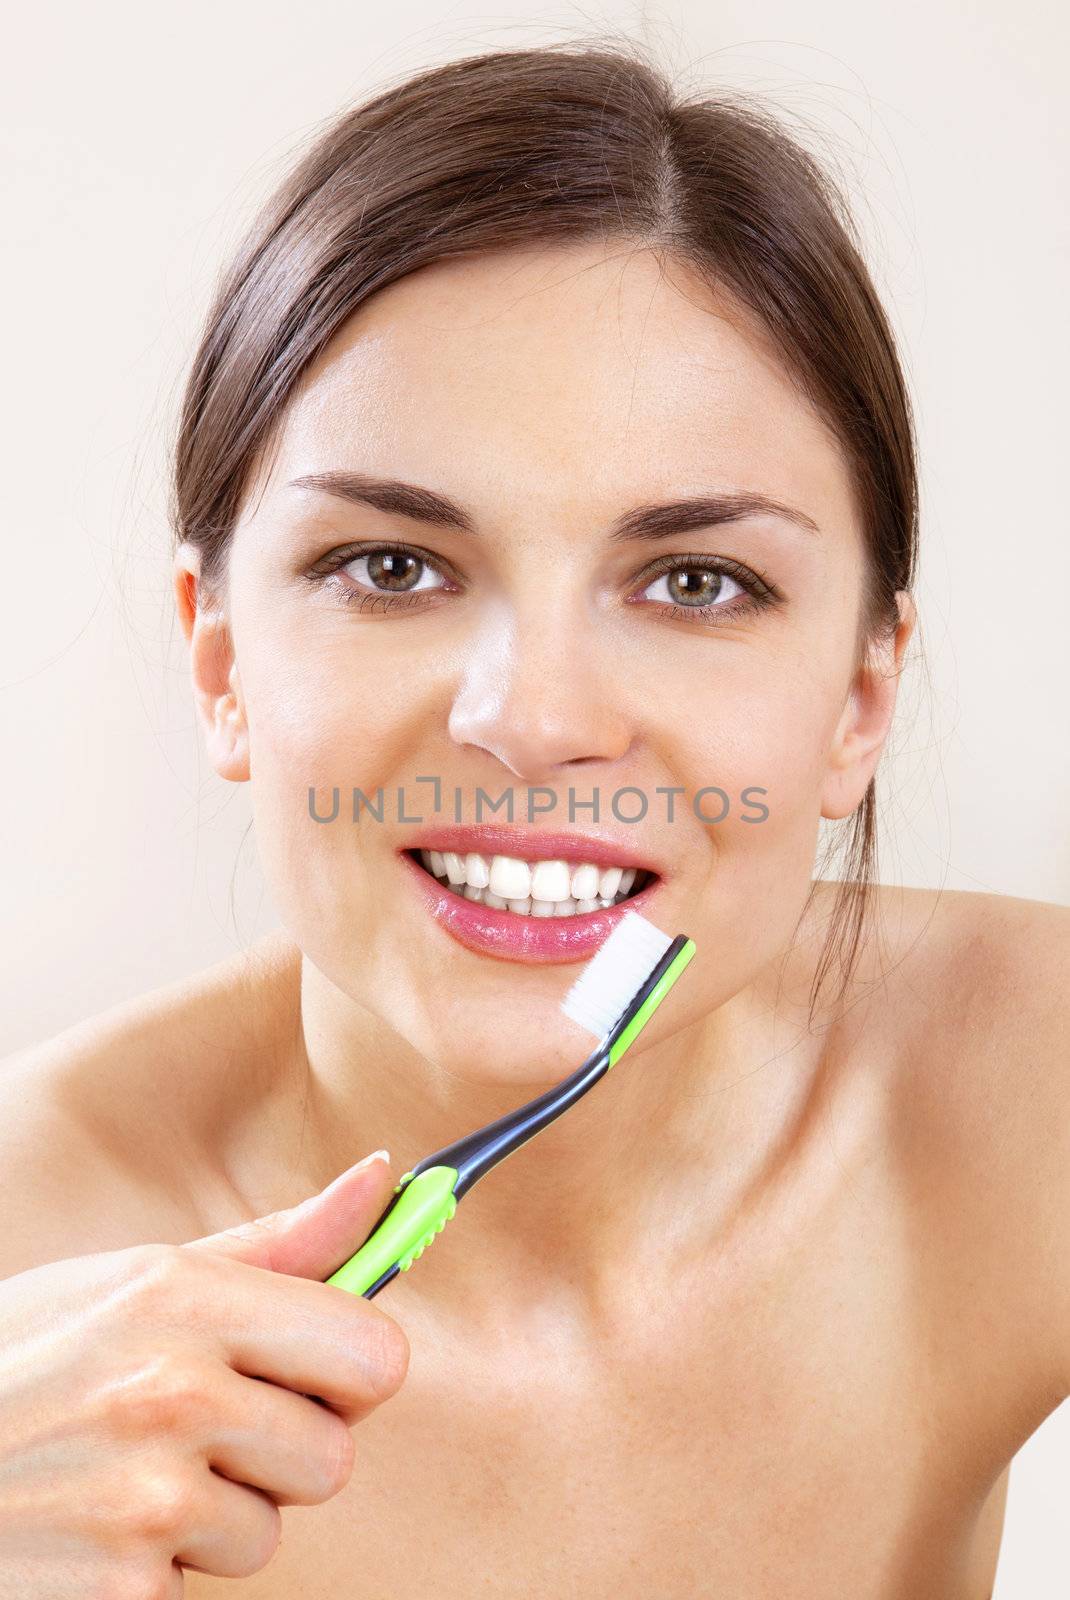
170,39,918,1016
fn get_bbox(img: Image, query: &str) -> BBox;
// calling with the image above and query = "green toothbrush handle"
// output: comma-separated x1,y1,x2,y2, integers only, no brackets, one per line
325,937,697,1298
324,1164,459,1297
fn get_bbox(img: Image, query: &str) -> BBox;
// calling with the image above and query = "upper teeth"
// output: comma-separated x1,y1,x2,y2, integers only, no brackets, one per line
419,850,641,914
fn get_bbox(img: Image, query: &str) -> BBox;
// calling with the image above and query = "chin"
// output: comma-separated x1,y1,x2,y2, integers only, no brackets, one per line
428,1025,589,1092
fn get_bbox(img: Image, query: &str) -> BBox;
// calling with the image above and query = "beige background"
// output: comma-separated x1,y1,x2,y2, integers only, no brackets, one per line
0,1,1065,1591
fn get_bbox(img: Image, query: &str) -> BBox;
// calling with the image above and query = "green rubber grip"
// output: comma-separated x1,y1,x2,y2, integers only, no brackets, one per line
324,1165,459,1296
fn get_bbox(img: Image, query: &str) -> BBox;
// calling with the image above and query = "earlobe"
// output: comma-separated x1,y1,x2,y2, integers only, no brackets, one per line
173,542,250,783
820,591,916,821
204,656,250,783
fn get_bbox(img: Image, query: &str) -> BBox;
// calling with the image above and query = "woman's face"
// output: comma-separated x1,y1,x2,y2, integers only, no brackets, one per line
177,242,908,1085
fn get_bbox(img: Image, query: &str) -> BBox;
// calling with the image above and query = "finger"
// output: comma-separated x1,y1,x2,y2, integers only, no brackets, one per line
204,1366,358,1504
172,1466,282,1580
219,1261,408,1412
185,1154,395,1277
150,1248,409,1415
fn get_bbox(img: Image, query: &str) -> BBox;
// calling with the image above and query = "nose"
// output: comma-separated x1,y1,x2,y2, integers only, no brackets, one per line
447,604,634,780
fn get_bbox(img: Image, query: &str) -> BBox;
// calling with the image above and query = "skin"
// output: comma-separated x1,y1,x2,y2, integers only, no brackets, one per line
14,237,1054,1595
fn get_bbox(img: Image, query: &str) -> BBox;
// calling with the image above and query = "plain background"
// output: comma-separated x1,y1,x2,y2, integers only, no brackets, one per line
1,1,1065,1591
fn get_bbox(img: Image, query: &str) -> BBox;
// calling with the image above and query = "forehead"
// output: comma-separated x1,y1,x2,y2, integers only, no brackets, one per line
261,243,853,531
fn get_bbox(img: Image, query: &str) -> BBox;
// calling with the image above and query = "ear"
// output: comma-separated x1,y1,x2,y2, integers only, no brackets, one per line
821,591,916,821
172,542,250,783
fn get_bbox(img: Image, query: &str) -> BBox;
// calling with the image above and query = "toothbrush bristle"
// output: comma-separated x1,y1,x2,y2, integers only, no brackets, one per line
559,910,673,1041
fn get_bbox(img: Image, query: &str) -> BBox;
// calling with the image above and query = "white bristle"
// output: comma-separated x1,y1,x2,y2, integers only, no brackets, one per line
559,910,673,1041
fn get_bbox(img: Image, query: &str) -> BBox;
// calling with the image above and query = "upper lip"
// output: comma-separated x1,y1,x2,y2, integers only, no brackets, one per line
400,825,665,877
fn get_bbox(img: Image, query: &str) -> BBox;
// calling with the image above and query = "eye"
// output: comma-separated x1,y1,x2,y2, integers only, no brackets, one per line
307,542,455,610
343,547,448,594
640,565,745,608
630,554,780,623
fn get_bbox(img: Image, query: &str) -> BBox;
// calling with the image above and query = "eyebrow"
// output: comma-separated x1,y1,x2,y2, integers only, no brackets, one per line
286,470,820,542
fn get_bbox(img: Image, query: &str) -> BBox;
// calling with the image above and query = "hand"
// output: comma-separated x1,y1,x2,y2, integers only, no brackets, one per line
0,1150,409,1598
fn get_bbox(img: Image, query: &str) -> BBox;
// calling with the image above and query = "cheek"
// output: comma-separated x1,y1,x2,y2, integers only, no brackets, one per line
670,646,846,822
664,671,839,990
233,610,448,936
664,647,849,967
238,614,441,785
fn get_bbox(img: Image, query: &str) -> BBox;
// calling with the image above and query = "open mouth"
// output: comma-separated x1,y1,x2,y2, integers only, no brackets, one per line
404,848,658,918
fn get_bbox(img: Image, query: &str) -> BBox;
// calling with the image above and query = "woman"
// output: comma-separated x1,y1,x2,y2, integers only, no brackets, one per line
1,39,1066,1599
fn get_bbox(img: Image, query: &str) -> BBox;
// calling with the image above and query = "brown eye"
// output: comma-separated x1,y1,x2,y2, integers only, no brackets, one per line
342,549,448,595
641,565,744,607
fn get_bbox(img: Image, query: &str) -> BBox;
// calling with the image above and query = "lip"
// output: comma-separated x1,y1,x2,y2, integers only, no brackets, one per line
399,824,666,877
399,848,663,965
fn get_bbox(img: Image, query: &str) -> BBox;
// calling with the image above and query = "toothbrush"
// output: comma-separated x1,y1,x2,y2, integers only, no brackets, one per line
324,910,696,1300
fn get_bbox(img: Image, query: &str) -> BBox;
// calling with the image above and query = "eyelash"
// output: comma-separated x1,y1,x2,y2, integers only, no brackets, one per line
305,541,784,624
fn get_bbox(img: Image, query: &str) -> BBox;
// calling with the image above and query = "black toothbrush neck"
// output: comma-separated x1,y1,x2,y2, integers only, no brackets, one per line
413,934,689,1202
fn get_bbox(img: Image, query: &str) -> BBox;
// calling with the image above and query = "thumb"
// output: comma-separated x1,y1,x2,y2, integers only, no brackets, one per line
182,1150,395,1280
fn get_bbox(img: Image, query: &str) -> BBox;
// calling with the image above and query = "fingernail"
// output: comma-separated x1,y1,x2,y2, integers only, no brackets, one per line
315,1150,390,1204
342,1149,390,1180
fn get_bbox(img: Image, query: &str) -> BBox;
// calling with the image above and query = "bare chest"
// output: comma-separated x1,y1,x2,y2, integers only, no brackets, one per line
214,1185,1010,1600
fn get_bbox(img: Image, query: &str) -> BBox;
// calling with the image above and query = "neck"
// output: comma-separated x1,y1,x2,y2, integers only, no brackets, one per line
265,929,847,1338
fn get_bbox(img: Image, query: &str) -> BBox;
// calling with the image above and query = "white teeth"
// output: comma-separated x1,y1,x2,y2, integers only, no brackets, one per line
598,866,623,899
465,852,490,889
570,862,600,900
488,855,532,900
443,851,467,885
530,859,571,902
417,849,650,917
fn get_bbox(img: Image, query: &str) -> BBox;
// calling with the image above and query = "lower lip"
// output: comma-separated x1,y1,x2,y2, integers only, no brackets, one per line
398,851,662,965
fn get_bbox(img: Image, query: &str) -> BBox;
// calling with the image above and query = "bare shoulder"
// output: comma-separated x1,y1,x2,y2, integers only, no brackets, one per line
0,929,303,1277
867,881,1068,1112
865,882,1070,1406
